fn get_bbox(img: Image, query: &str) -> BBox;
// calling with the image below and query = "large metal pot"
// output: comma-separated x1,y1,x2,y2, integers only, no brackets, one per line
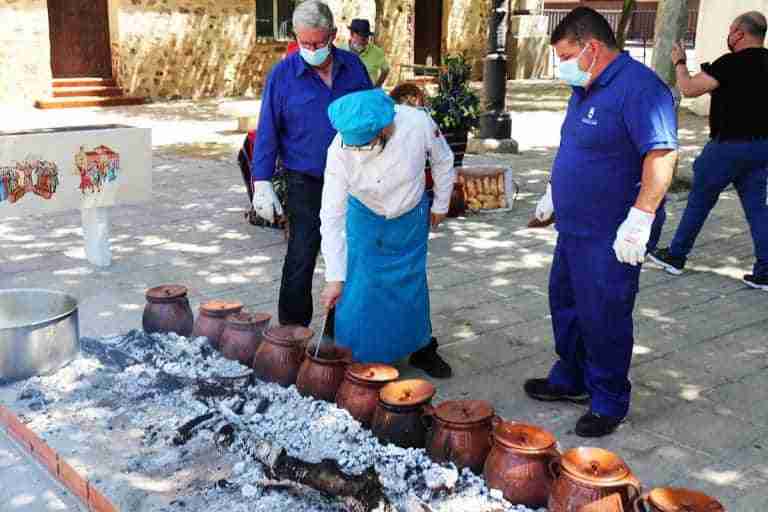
0,289,80,383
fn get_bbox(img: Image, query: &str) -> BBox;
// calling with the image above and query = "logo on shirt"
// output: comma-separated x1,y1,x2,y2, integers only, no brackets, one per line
581,106,598,126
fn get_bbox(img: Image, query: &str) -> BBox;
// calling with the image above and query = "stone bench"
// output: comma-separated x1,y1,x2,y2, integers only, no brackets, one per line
219,100,261,132
0,124,152,266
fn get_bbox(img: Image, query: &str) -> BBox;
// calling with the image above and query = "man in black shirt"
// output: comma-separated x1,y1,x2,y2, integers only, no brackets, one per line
649,11,768,290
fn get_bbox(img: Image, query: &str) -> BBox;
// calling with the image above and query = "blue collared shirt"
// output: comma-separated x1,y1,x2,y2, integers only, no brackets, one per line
251,48,373,181
551,52,678,239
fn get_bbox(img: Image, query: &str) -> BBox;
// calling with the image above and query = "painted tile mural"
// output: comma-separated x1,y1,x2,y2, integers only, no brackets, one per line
0,158,60,203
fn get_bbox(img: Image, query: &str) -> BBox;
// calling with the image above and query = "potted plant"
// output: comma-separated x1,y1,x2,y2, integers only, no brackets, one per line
427,54,481,168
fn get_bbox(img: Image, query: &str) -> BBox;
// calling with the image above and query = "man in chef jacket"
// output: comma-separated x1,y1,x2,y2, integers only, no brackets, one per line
318,89,455,378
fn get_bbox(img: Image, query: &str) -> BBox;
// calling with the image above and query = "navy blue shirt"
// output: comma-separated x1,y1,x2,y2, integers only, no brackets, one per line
251,48,373,181
551,52,678,239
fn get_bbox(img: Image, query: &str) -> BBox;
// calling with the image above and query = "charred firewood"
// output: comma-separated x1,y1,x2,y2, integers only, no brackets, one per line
173,412,216,446
243,437,395,512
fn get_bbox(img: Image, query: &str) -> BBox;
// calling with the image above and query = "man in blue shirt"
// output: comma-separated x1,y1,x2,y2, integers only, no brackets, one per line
525,7,679,437
250,0,372,327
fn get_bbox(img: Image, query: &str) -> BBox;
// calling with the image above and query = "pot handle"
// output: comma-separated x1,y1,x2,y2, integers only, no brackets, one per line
548,456,562,479
488,415,502,444
632,493,650,512
421,404,435,431
545,444,562,460
622,473,643,504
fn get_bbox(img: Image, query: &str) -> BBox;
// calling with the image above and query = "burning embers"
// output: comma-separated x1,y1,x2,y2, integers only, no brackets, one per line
127,286,725,512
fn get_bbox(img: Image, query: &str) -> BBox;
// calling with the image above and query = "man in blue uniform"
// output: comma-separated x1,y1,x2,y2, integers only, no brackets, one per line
525,7,679,437
250,0,372,327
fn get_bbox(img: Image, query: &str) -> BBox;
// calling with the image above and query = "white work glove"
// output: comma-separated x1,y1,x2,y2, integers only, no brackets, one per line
613,207,655,266
535,183,554,221
251,181,283,224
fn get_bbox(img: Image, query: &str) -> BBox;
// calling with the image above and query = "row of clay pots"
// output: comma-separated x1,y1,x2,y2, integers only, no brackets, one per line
142,287,724,512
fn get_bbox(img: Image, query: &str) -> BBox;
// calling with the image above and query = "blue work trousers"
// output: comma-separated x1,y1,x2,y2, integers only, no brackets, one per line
547,234,643,419
669,140,768,277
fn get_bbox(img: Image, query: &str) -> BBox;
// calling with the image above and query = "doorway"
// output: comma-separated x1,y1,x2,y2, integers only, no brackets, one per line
47,0,112,78
414,0,443,67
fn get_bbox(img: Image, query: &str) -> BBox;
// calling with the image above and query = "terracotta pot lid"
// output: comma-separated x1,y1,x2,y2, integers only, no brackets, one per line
648,488,724,512
146,284,188,300
560,447,630,483
226,312,271,326
347,363,399,383
380,379,435,406
494,421,557,452
434,400,494,425
264,325,314,344
200,300,243,316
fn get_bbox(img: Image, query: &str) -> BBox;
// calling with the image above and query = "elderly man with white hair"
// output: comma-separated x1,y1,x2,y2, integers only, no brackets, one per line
250,0,372,327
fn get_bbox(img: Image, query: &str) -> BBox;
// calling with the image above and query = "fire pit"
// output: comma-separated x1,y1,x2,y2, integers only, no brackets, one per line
0,288,79,383
8,330,525,511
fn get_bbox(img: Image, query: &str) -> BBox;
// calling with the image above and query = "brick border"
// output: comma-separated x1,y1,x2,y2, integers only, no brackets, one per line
0,404,119,512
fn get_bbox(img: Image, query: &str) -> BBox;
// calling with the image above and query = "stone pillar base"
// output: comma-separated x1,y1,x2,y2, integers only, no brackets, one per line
467,137,519,154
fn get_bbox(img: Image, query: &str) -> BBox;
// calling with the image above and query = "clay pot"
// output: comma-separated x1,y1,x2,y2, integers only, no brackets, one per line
192,300,243,349
219,312,271,366
295,344,353,402
252,325,313,387
483,421,559,508
424,400,496,474
142,285,194,337
634,488,724,512
371,379,435,449
549,447,642,512
336,363,400,428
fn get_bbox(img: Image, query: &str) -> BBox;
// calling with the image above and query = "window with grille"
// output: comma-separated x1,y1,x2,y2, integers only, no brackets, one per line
256,0,295,40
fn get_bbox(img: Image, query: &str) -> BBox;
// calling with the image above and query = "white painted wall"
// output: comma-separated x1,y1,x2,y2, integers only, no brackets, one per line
690,0,768,115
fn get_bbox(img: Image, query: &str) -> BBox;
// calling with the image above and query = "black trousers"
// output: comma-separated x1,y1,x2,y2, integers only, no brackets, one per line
278,171,323,326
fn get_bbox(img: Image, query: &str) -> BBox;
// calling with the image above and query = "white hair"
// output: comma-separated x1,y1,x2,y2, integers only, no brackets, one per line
293,0,334,32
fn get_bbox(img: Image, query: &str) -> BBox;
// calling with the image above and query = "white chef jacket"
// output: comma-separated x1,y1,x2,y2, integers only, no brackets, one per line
320,105,455,282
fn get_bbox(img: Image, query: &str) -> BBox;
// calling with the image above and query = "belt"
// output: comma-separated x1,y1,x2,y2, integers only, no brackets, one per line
712,135,768,143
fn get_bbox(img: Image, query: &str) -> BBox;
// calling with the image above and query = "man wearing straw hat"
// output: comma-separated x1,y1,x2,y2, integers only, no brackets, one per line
318,89,455,378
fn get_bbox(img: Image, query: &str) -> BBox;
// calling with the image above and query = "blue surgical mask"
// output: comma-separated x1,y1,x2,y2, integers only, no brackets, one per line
300,44,331,67
558,45,594,87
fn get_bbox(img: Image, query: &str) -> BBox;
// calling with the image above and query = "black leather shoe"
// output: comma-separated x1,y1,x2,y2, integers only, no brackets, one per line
524,378,589,404
575,411,624,437
410,338,452,379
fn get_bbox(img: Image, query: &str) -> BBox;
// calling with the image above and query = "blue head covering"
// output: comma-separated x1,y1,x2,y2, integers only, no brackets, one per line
327,89,395,146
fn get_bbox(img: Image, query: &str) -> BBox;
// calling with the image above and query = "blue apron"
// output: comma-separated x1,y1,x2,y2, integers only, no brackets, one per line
335,194,432,363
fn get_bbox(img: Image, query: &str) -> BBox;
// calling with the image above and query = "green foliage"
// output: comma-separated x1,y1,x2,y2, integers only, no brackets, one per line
427,55,481,133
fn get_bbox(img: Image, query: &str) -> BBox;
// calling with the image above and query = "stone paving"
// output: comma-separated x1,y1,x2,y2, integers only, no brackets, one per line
1,81,767,511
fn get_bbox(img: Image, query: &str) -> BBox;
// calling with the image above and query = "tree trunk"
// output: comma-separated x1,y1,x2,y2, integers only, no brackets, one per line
616,0,637,51
652,0,689,184
652,0,690,88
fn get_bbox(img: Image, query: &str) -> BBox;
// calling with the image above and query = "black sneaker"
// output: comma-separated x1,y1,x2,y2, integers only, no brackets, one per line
647,247,685,275
409,338,453,379
743,274,768,291
575,411,624,438
523,378,590,404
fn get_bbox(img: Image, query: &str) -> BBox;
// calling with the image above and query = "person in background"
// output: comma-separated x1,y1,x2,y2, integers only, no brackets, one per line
526,7,678,437
318,89,455,378
250,0,372,327
338,19,390,88
285,31,299,57
648,12,768,291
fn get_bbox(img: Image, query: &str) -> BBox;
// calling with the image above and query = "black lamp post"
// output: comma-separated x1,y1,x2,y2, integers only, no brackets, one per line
478,0,512,140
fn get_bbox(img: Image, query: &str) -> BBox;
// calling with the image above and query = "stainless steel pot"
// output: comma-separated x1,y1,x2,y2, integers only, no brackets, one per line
0,289,80,382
